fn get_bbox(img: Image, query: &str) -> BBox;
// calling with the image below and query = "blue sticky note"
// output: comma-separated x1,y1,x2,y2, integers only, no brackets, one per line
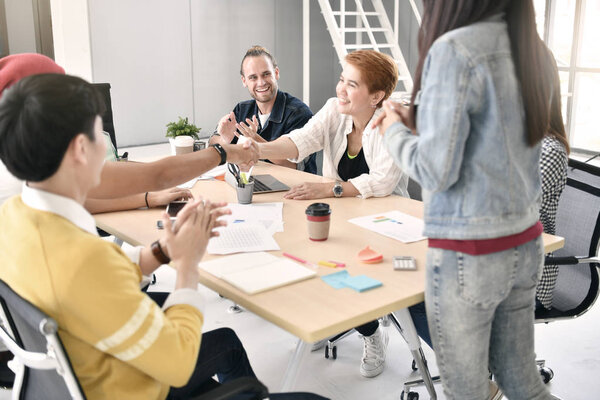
342,275,382,292
321,270,350,289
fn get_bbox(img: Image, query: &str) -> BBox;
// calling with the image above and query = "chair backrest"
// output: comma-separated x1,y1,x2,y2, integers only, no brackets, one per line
539,158,600,319
91,83,117,151
0,280,85,399
407,177,422,201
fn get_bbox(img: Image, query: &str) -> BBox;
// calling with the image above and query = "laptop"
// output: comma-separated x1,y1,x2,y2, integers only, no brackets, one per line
225,169,290,194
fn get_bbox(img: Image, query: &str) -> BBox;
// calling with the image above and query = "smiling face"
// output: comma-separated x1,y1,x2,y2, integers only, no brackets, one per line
336,63,382,117
241,55,279,106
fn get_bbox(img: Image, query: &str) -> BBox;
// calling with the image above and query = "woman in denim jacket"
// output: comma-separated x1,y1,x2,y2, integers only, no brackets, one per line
374,1,561,399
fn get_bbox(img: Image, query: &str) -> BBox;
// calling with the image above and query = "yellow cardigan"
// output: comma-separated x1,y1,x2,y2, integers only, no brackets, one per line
0,197,204,399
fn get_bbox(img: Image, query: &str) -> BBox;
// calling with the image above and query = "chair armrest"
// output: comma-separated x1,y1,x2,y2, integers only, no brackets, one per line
545,255,600,266
190,377,268,400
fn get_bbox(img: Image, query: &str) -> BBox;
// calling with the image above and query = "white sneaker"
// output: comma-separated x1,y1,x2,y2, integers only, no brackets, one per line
489,380,504,400
360,327,389,378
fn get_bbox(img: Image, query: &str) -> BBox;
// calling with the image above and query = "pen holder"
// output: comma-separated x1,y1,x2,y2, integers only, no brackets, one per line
236,179,254,204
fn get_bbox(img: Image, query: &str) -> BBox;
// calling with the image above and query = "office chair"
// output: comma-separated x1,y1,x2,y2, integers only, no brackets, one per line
534,157,600,382
401,158,600,398
0,279,271,400
91,83,127,161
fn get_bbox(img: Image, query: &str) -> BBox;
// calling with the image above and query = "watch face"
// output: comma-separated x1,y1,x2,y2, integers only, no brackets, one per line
333,184,343,197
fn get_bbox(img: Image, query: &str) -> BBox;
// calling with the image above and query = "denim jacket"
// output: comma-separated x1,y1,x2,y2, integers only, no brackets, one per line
384,15,541,240
232,90,317,174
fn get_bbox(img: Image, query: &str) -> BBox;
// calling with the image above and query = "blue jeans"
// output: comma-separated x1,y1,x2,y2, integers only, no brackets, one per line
426,237,552,400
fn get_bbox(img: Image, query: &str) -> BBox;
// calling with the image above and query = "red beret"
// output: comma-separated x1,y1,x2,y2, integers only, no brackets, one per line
0,53,65,98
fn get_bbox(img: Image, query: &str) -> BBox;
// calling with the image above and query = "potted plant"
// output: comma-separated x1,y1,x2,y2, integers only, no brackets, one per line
166,116,201,155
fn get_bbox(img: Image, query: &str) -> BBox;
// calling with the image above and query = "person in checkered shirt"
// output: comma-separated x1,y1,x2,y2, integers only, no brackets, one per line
536,48,570,310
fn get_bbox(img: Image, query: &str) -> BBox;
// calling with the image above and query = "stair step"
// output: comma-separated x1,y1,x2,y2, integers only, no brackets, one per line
340,27,389,33
332,11,381,16
345,43,394,49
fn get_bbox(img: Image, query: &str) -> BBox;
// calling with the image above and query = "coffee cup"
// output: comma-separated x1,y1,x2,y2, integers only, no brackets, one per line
174,136,194,155
236,179,254,204
305,202,331,241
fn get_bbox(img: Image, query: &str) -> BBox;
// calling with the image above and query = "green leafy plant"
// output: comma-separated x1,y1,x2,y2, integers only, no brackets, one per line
165,116,201,139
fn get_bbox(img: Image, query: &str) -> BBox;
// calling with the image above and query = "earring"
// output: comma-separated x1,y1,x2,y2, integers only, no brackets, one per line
371,104,377,108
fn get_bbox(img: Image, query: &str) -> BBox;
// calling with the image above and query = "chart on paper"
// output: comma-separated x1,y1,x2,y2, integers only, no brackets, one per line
348,211,426,243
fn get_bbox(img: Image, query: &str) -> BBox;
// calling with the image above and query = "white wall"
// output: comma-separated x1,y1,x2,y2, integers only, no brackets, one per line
50,0,92,80
88,0,193,147
48,0,421,148
4,0,37,53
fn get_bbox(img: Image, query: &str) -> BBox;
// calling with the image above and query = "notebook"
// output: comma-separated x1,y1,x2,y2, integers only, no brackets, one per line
225,169,290,193
198,252,316,294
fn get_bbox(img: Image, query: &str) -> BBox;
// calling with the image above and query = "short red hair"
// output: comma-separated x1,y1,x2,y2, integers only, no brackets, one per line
345,50,398,107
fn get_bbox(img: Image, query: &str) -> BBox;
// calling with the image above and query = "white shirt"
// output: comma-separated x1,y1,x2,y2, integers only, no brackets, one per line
0,160,22,205
258,112,270,129
286,98,409,198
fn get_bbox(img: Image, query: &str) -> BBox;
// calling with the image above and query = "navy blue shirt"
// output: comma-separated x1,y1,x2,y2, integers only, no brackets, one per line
231,90,316,174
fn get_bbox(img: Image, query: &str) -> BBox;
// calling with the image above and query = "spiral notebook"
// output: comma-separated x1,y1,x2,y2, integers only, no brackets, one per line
198,252,316,294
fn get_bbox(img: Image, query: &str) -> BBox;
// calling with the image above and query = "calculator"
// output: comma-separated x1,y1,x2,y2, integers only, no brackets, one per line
393,256,417,271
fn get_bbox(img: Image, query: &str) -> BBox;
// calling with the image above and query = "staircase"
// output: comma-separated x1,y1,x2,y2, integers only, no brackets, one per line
317,0,421,93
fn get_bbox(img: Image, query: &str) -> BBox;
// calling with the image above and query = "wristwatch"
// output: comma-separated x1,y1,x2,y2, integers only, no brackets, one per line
151,240,171,264
210,143,227,165
333,181,343,198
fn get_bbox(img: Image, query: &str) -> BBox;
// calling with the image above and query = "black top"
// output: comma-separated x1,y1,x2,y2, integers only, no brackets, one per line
337,145,370,181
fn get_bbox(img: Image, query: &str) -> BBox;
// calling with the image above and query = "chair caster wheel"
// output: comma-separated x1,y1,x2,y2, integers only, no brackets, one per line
540,366,554,384
400,391,419,400
324,345,337,359
411,359,418,371
227,304,243,314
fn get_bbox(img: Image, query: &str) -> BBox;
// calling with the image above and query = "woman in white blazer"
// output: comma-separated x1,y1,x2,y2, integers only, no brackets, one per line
240,50,408,378
238,50,409,201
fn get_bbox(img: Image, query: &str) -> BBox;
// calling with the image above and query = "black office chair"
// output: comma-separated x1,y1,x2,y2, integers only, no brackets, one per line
534,157,600,382
0,279,270,400
91,83,127,161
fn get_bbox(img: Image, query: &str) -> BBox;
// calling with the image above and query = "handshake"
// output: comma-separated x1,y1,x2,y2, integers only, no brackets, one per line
220,138,260,171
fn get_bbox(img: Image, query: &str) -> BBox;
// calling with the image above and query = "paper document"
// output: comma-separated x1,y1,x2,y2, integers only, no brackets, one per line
198,164,228,180
348,211,426,243
207,223,280,254
222,202,284,234
199,252,316,294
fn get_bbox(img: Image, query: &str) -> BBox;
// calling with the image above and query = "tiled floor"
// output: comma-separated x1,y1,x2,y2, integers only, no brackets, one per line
2,143,598,399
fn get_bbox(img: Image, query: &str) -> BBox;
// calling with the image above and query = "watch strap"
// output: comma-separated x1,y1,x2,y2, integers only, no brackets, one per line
210,143,227,165
151,240,171,264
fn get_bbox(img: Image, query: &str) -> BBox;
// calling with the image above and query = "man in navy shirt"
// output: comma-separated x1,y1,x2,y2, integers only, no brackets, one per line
210,46,316,174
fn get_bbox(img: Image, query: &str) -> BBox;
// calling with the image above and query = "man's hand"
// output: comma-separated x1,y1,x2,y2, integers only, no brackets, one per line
146,187,193,208
371,100,414,134
283,182,331,200
236,115,266,143
223,140,259,171
217,111,238,143
162,199,230,266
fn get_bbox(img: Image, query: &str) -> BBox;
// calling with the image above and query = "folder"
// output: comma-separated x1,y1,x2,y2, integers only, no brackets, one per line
198,252,316,295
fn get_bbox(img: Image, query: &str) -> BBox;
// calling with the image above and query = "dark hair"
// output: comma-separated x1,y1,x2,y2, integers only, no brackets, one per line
410,0,550,146
345,50,399,107
0,73,105,182
240,45,278,76
542,47,570,154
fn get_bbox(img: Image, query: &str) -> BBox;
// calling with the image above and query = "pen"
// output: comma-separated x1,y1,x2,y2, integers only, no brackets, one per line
282,252,307,264
318,260,337,268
